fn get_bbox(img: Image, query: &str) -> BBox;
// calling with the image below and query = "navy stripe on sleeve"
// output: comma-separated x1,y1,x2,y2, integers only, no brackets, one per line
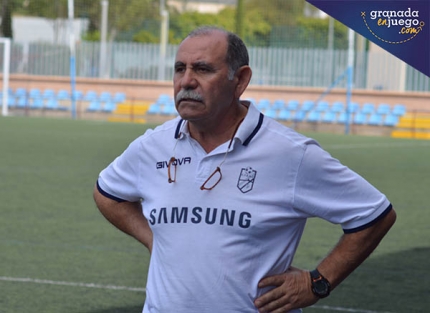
343,204,393,234
96,180,127,203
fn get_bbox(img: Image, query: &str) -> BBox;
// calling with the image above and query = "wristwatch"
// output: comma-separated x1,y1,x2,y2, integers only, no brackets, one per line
310,269,331,298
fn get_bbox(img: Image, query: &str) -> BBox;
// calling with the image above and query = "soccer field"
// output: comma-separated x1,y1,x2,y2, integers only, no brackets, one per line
0,116,429,313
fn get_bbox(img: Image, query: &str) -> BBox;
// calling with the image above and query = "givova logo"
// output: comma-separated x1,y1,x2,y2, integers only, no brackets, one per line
362,7,425,44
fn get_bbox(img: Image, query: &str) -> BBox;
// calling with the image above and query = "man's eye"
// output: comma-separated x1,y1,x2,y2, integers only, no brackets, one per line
197,67,210,73
175,67,185,73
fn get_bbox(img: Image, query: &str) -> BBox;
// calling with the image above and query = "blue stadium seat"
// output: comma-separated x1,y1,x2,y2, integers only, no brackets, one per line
330,101,344,114
278,109,291,121
257,99,271,110
353,113,367,125
45,98,68,110
43,89,56,99
86,100,102,112
337,112,352,124
301,100,314,112
271,99,286,110
376,103,391,115
29,88,41,99
113,92,126,103
0,92,16,108
30,97,44,109
84,90,98,102
161,102,177,116
361,103,375,115
287,99,299,111
264,108,278,119
392,104,406,117
368,114,383,126
156,94,171,106
57,89,70,101
322,111,336,123
383,114,399,127
293,110,307,122
315,101,329,112
307,110,321,123
72,90,83,101
16,96,28,108
102,101,116,113
147,103,162,115
14,88,27,98
99,91,112,102
346,102,360,114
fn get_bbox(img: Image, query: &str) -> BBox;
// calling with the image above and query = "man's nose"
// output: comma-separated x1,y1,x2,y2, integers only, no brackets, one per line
180,69,198,89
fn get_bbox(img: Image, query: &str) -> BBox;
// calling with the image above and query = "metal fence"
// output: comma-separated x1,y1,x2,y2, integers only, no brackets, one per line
4,40,429,92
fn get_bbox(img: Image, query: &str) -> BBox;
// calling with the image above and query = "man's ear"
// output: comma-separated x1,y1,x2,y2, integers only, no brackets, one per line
234,65,252,99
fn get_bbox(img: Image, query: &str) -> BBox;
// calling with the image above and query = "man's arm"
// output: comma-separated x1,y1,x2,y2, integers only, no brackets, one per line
93,184,153,253
254,207,396,313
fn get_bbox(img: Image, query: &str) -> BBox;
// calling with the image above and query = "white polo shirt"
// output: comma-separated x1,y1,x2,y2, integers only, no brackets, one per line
97,102,391,313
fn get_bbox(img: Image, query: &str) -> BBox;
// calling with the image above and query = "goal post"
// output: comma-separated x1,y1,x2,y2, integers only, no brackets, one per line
1,37,11,117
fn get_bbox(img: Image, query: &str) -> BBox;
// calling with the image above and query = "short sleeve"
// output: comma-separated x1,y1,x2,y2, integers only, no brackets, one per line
293,143,391,231
97,137,143,203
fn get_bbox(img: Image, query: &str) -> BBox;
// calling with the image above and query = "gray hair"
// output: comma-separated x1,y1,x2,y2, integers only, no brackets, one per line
185,26,249,80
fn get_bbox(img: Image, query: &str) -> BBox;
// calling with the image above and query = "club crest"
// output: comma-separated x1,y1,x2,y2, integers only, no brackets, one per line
237,167,257,193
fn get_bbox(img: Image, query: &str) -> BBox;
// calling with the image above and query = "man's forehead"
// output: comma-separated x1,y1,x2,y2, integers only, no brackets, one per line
175,32,228,61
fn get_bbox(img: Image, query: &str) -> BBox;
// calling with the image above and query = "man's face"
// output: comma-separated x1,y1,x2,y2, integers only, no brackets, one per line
173,31,237,122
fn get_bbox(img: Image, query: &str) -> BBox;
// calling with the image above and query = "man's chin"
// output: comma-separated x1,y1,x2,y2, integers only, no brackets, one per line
177,104,205,119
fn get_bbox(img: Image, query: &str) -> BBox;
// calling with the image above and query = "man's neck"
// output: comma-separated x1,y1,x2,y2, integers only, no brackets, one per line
188,102,248,153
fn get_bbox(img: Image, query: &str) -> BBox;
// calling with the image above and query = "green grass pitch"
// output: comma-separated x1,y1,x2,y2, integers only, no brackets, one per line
0,116,429,313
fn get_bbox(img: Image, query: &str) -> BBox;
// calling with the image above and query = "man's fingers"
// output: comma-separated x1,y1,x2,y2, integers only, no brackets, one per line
258,273,285,288
255,291,291,313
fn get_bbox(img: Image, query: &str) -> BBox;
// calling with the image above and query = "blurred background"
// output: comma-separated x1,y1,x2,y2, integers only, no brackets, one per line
0,0,428,91
0,0,429,139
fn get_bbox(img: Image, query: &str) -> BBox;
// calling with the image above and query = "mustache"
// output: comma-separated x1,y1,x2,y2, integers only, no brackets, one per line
176,89,204,103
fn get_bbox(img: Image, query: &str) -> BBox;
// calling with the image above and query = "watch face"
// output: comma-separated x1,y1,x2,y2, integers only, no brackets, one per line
314,280,329,294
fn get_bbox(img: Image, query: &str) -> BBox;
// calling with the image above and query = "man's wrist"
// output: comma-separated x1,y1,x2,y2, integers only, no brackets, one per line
310,269,331,298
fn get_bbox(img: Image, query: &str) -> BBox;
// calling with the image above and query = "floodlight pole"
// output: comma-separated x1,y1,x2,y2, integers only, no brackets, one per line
1,38,10,117
345,28,355,135
68,0,77,119
158,0,169,81
99,0,109,79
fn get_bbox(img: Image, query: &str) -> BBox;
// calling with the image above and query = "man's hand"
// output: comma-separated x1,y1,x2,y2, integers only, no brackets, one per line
254,266,318,313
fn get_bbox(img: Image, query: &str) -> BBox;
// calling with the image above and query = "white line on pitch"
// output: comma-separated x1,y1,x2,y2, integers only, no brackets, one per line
324,141,430,150
1,276,395,313
312,304,394,313
0,276,146,292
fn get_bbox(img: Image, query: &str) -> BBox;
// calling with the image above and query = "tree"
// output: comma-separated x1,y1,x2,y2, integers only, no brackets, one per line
168,6,271,46
245,0,305,26
13,0,160,42
235,0,244,38
1,0,14,38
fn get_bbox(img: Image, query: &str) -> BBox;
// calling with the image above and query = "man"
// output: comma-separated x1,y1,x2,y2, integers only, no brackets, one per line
93,26,396,313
